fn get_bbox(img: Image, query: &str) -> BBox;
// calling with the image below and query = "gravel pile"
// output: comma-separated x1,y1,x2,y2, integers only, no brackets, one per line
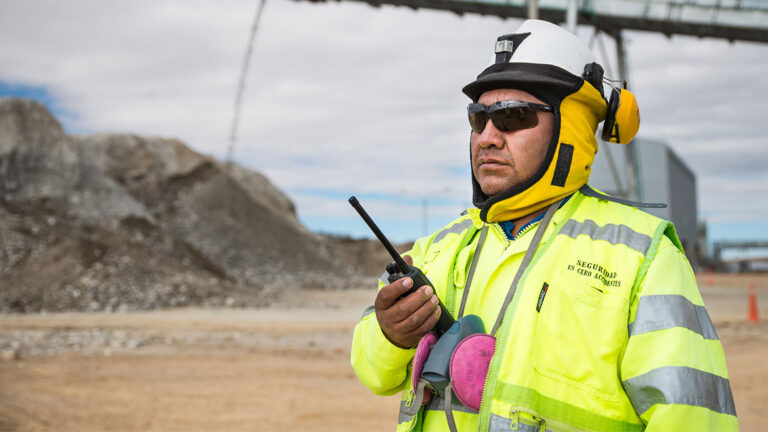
0,98,378,313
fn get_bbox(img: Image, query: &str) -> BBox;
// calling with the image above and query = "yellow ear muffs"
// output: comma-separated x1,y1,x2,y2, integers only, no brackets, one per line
601,88,640,144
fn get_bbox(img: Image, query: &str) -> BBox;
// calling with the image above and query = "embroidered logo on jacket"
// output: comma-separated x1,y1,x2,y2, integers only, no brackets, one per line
566,260,622,287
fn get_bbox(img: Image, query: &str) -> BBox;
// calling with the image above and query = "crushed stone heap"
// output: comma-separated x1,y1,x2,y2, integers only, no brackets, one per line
0,98,370,313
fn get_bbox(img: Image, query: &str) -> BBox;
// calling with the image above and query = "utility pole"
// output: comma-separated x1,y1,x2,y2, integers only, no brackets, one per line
528,0,538,19
611,29,642,201
566,0,578,34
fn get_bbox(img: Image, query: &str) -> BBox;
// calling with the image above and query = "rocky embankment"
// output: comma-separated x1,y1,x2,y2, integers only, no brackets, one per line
0,98,395,313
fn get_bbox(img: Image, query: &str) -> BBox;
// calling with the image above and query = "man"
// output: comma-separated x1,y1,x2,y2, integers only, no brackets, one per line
351,20,737,431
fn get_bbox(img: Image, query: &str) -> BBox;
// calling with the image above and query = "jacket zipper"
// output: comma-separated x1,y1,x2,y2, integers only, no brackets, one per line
404,388,423,432
479,302,511,430
509,405,589,432
509,407,545,431
478,221,545,430
489,222,507,242
514,220,540,241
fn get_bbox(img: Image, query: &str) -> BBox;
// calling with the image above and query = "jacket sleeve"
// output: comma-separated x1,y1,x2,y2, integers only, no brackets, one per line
349,236,432,396
620,235,739,431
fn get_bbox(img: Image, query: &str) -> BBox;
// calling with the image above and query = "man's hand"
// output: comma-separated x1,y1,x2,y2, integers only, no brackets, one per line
375,255,441,348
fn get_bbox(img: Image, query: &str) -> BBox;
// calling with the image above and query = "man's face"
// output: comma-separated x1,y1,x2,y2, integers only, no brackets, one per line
471,88,554,196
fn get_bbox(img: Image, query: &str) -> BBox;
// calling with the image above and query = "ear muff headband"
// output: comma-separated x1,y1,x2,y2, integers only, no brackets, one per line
601,88,620,142
601,87,640,144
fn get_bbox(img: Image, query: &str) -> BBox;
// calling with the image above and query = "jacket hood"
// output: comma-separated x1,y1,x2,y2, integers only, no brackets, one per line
463,20,609,223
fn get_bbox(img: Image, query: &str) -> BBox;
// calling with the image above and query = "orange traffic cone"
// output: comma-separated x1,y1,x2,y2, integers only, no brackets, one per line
706,268,714,286
748,284,759,323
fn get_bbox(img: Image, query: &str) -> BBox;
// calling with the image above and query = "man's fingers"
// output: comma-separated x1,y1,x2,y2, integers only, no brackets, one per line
375,277,416,309
375,254,415,309
388,286,434,322
395,293,438,334
405,305,441,340
374,253,439,347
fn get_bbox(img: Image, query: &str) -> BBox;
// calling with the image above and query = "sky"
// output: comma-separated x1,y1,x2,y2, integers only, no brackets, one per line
0,0,766,255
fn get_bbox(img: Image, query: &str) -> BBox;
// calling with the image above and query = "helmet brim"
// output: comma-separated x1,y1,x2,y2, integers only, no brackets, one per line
462,63,583,102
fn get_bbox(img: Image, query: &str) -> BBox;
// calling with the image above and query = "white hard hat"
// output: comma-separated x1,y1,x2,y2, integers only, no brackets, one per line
463,19,603,101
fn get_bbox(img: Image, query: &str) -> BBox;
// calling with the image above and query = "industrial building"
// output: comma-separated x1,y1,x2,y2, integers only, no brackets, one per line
589,137,700,265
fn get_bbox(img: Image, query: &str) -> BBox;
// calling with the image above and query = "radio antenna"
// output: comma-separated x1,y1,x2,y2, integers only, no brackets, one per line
348,196,410,273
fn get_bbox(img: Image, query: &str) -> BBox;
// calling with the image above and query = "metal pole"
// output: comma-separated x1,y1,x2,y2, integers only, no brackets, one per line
591,28,626,197
566,0,578,34
528,0,539,19
611,28,642,201
714,243,722,271
613,29,628,85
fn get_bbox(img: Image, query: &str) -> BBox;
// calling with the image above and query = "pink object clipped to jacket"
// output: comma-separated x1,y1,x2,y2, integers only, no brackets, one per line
449,333,496,411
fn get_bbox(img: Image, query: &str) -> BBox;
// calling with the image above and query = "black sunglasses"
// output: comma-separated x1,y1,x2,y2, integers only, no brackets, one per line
467,100,554,133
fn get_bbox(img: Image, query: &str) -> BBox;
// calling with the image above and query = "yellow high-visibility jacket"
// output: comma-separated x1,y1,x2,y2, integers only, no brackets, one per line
351,190,737,431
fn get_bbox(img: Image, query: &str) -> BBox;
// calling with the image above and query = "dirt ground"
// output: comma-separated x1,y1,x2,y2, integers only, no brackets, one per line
1,273,766,431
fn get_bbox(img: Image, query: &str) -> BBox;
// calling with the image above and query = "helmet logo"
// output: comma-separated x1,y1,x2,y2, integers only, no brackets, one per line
494,33,531,64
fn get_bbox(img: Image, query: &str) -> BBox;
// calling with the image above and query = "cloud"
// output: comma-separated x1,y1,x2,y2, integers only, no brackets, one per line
1,0,766,242
627,33,768,173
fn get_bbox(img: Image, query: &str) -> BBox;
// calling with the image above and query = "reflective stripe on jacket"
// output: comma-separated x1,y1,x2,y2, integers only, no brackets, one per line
350,190,737,431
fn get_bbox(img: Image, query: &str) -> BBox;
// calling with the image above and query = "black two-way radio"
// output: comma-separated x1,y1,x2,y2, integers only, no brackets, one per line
348,196,455,335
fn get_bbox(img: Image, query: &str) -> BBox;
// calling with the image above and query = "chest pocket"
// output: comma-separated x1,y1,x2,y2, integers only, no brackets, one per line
531,269,629,401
